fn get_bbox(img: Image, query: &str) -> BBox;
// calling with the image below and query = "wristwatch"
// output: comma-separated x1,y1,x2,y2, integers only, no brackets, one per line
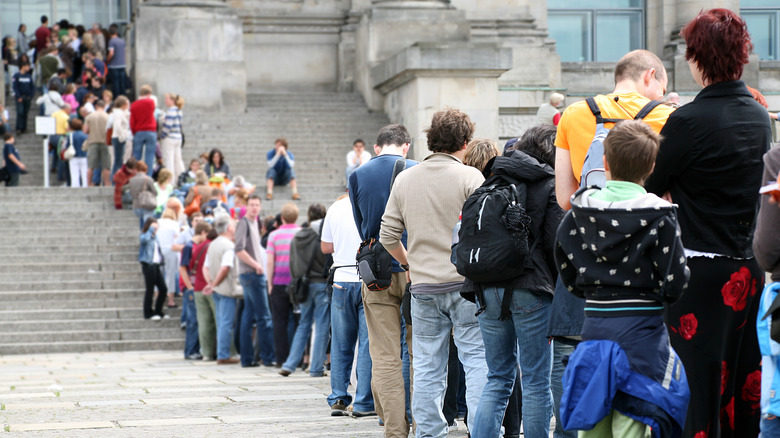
401,263,410,272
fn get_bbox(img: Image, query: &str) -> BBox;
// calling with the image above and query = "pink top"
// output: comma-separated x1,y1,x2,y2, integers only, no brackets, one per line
63,94,79,113
266,223,300,285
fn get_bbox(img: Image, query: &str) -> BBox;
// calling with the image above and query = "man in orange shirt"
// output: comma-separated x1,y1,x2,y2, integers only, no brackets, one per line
549,49,675,438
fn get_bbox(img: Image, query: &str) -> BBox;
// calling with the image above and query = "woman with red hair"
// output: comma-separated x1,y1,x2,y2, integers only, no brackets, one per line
646,9,773,437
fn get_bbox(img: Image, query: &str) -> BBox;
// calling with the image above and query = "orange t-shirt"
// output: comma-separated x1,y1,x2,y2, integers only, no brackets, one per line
555,92,675,182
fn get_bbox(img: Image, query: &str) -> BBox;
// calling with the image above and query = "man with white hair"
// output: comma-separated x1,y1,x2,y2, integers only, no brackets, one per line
537,92,565,126
203,215,241,365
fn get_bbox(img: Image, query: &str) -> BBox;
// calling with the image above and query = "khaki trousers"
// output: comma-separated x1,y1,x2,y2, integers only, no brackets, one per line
362,272,413,438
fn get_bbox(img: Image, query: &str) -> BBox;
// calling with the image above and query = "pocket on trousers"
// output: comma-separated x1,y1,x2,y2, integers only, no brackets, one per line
332,283,347,311
411,294,441,337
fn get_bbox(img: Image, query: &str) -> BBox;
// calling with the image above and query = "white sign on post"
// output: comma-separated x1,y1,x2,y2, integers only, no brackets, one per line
35,117,56,188
35,117,56,135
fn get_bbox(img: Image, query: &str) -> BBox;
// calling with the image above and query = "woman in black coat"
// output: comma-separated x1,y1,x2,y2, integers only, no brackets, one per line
645,9,773,437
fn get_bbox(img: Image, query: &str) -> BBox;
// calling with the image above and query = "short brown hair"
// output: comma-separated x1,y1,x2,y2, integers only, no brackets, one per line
280,202,299,224
68,118,83,130
425,108,474,154
139,84,153,96
125,157,137,170
275,138,288,148
114,95,129,108
194,221,212,235
603,120,661,183
463,138,500,172
136,161,148,173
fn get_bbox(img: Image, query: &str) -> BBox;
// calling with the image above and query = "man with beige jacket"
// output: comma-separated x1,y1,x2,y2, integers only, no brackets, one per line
379,108,488,437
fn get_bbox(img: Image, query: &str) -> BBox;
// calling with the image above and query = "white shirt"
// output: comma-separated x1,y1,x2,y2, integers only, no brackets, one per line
204,248,235,268
346,150,372,169
321,196,361,282
156,218,180,250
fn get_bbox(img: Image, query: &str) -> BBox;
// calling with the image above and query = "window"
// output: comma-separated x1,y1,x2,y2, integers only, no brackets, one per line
548,0,644,62
742,0,780,60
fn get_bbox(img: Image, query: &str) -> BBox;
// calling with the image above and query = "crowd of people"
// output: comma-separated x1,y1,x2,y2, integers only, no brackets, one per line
6,7,780,438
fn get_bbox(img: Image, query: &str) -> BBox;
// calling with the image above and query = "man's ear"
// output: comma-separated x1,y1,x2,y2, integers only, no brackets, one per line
602,154,610,172
374,144,382,155
643,68,655,86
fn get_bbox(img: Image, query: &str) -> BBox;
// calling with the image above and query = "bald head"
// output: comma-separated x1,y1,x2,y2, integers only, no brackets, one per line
614,50,666,84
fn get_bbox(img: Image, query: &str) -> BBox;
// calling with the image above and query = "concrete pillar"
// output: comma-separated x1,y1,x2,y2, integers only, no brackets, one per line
372,43,511,161
0,21,4,108
134,0,247,112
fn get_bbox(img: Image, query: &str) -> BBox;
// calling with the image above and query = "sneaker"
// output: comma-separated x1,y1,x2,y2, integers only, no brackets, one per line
292,193,301,201
448,420,458,431
278,369,291,377
150,315,162,321
163,314,170,319
186,353,203,360
331,400,349,417
216,358,240,365
352,410,377,418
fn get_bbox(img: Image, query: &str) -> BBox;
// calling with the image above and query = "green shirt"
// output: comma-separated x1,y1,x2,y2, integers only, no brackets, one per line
590,180,646,202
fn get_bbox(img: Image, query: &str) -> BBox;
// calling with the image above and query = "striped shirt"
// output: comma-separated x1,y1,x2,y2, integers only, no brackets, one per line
160,107,182,140
267,224,300,285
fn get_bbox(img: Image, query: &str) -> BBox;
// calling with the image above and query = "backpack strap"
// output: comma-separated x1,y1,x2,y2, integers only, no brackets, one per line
389,158,407,192
586,97,624,125
634,100,662,120
497,237,541,320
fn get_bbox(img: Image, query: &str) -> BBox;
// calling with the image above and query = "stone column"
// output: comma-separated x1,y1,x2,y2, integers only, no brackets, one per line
134,0,247,112
0,21,4,107
372,43,511,161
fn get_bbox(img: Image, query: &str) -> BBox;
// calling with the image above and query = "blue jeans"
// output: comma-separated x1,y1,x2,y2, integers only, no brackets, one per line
472,287,553,438
328,281,374,411
108,67,129,97
183,289,200,357
112,137,126,182
411,290,488,438
15,97,31,132
552,338,578,438
762,415,780,437
239,272,275,366
282,282,331,375
211,292,237,360
133,131,157,176
133,208,154,230
266,167,295,186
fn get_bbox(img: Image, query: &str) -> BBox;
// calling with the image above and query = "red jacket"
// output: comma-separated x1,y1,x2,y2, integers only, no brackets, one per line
113,165,135,209
130,98,157,133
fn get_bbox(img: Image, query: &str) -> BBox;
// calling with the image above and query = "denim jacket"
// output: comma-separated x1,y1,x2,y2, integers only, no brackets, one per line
138,229,163,264
758,282,780,417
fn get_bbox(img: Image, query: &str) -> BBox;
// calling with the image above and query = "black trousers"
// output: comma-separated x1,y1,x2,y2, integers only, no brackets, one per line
270,284,294,366
141,262,167,318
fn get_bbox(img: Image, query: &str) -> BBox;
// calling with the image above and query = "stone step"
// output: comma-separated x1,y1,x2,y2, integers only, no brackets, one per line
0,279,142,291
0,297,152,310
0,307,181,322
0,252,137,264
0,328,185,344
0,288,144,301
0,262,139,274
0,317,182,332
0,243,137,254
0,339,185,355
0,270,142,282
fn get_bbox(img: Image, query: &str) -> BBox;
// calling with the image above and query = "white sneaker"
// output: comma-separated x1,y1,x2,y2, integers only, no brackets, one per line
151,315,162,321
448,420,458,432
163,314,170,319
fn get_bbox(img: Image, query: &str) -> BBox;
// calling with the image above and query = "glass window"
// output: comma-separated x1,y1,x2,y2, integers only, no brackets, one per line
548,1,644,62
742,7,780,61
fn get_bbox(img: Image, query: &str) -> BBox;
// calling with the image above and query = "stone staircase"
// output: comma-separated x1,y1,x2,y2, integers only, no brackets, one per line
0,92,390,354
0,187,184,355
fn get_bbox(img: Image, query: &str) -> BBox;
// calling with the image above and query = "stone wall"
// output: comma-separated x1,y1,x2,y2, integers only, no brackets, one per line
134,1,247,112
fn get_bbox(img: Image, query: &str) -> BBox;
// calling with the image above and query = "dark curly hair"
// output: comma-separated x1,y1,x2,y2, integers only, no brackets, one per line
681,8,752,85
424,108,475,154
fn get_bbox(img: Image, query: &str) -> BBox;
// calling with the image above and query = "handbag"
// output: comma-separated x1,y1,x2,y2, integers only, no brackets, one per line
61,133,76,161
138,187,157,210
184,192,202,216
0,166,10,182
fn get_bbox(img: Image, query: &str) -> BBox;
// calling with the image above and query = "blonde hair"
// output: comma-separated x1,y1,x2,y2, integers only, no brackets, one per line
81,32,93,49
114,95,129,108
156,168,172,185
161,208,178,221
234,188,249,206
139,85,153,96
464,138,500,172
166,93,185,109
194,170,208,185
64,83,76,95
280,202,299,224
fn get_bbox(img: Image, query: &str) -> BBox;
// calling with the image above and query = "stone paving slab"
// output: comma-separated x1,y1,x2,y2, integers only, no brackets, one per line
0,350,473,437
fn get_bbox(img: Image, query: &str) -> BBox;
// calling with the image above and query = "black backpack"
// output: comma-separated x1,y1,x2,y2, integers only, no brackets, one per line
455,176,538,319
456,179,535,283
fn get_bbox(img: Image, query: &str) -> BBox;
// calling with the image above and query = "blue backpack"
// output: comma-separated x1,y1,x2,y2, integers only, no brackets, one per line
579,97,662,188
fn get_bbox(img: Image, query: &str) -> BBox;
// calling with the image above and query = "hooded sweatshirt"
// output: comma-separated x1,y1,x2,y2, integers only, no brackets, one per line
554,185,689,317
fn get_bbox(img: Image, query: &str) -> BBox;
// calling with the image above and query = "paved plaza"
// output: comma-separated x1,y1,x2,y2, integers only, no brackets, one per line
0,351,472,437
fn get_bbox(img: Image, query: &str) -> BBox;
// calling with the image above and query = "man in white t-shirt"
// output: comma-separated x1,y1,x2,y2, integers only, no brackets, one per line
345,139,371,189
203,215,240,365
321,195,375,417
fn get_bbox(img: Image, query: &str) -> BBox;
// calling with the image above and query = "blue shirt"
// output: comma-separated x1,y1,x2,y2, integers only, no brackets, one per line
267,149,295,174
3,143,21,173
12,72,34,98
68,131,89,158
107,37,126,68
349,154,417,272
